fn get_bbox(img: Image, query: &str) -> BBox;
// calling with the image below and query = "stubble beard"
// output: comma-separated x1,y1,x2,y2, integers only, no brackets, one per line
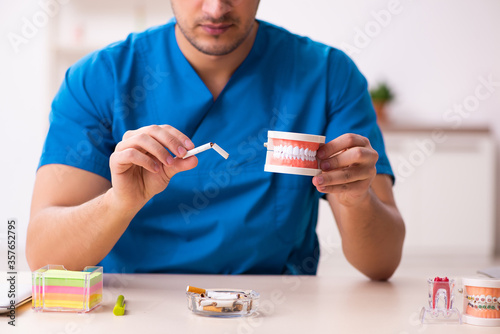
177,16,255,56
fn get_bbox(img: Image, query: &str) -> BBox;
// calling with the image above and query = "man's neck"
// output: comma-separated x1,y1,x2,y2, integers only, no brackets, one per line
175,22,259,100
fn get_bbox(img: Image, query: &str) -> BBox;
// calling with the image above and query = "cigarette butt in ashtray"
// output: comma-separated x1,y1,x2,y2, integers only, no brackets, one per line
183,143,229,160
187,286,206,295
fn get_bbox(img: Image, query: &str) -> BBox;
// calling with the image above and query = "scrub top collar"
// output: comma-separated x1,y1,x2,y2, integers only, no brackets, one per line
168,18,266,103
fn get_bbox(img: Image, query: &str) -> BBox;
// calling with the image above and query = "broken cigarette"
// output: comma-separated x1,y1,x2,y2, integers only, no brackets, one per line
212,143,229,159
183,142,229,160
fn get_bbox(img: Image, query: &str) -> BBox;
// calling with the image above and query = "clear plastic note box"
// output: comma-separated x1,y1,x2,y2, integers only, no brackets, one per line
32,265,103,313
187,289,259,317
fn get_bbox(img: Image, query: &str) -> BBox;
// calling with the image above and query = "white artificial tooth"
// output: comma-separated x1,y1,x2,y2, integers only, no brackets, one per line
305,148,309,157
312,150,317,157
286,146,292,159
293,146,299,156
280,152,285,159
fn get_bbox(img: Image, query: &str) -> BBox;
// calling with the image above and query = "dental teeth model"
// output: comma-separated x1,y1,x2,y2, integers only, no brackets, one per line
462,277,500,326
420,276,500,326
264,131,326,176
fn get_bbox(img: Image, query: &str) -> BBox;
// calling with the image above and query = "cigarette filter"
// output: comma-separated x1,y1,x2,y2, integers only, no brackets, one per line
186,285,206,295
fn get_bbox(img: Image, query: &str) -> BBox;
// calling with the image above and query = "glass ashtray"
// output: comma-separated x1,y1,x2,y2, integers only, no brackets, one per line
186,288,259,317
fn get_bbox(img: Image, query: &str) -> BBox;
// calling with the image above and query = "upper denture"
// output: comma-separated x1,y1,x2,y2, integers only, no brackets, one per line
273,145,317,161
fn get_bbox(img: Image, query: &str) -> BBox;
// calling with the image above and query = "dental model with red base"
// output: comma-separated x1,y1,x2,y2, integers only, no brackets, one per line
264,131,326,176
420,276,462,324
432,277,452,309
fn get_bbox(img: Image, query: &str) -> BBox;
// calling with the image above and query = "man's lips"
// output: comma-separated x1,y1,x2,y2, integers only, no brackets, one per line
200,23,233,35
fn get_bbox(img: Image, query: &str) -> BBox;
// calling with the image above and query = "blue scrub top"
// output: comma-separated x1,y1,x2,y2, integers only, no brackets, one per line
39,20,394,275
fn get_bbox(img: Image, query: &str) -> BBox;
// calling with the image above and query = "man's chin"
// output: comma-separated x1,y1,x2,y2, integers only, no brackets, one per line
192,41,240,56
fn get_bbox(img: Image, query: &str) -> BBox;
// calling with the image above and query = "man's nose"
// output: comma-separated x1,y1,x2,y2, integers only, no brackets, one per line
202,0,233,19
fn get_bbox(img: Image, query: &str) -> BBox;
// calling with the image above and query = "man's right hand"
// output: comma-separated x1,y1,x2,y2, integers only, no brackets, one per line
27,124,197,271
109,124,198,211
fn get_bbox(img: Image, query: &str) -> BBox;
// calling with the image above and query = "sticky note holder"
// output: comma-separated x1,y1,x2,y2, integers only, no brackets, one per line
32,265,103,313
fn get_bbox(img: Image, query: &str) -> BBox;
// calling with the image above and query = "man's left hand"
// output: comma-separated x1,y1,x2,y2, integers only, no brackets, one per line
312,133,379,207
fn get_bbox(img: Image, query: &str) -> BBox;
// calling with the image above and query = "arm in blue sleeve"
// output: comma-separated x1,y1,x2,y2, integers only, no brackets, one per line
324,49,394,182
39,50,117,181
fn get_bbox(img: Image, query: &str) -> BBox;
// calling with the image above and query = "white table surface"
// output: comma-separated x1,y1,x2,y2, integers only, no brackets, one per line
2,255,500,334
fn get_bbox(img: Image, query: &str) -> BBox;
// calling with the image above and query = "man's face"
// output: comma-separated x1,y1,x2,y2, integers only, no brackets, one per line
171,0,261,56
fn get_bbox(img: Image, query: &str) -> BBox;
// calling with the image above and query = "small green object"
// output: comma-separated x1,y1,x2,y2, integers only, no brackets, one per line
369,82,394,102
113,295,126,316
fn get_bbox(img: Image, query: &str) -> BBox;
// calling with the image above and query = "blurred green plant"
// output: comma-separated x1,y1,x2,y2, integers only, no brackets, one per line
369,82,394,102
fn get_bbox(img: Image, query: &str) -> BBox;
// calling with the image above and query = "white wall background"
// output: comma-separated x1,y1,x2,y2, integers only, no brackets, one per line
259,0,500,129
1,1,50,272
1,0,499,271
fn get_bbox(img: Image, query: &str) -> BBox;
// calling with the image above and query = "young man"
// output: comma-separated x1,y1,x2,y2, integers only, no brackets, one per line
27,0,405,280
